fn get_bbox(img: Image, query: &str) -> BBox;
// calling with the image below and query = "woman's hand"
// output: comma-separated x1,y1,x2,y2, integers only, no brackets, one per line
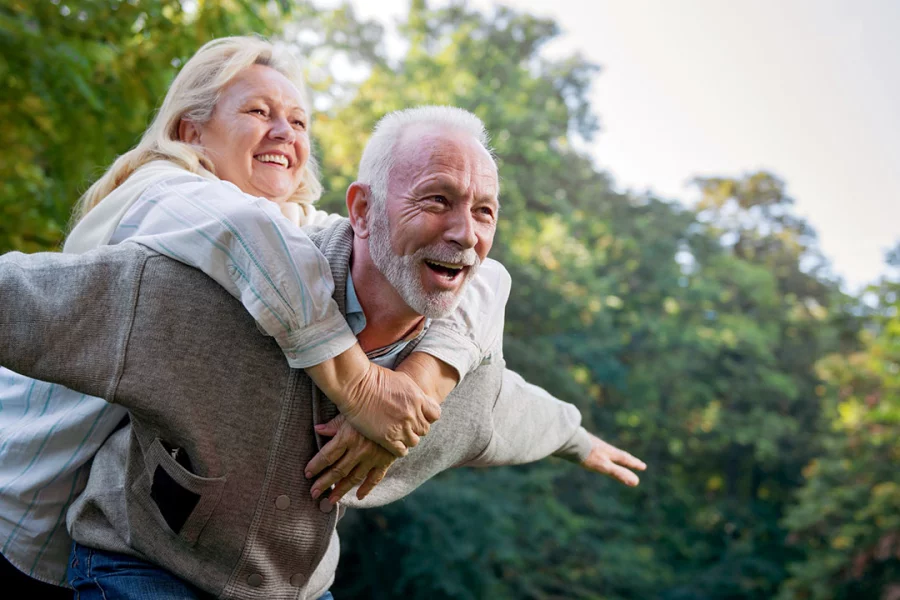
306,415,395,504
340,362,442,456
306,344,442,456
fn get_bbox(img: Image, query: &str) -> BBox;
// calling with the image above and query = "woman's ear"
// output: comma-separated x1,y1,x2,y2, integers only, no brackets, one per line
178,119,201,144
346,182,371,239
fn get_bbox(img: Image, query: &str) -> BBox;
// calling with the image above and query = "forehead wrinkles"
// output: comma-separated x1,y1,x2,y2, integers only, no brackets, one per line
389,128,497,197
218,66,307,113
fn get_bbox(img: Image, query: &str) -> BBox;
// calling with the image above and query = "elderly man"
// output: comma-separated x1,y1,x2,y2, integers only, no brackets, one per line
0,107,644,600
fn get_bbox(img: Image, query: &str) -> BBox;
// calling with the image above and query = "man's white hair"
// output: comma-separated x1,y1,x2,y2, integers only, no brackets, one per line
357,106,494,209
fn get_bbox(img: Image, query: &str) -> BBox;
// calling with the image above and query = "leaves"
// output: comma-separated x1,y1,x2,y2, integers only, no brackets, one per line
0,0,292,253
779,274,900,600
5,1,896,598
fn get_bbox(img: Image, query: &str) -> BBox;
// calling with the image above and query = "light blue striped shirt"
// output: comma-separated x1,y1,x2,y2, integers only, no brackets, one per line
0,169,508,586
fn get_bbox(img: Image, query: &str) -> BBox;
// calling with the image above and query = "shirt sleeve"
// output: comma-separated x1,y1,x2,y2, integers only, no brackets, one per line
109,175,357,368
413,258,512,379
463,367,593,467
0,247,147,400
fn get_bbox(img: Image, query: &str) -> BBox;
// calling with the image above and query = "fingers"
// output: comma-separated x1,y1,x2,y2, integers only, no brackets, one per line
602,441,646,472
310,419,395,502
583,435,647,487
327,464,369,504
305,436,348,479
585,455,642,487
413,416,430,437
422,397,441,424
606,462,641,487
311,458,353,500
387,437,410,458
357,465,389,500
314,448,390,502
314,415,345,438
400,404,430,441
614,449,647,472
404,426,421,449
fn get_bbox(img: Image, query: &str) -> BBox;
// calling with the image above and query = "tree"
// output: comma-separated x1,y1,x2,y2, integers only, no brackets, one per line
4,1,874,597
307,4,851,599
0,0,291,253
779,246,900,600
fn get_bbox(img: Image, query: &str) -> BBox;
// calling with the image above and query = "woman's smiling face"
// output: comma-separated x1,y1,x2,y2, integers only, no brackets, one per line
180,64,310,204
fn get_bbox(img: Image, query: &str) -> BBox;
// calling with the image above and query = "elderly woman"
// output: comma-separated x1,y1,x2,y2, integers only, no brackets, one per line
0,36,506,598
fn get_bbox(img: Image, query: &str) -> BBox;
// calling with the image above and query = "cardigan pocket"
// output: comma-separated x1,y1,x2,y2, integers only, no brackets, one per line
131,437,226,545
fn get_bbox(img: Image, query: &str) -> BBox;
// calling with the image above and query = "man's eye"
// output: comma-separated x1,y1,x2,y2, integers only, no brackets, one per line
428,195,449,205
477,206,496,220
293,120,306,129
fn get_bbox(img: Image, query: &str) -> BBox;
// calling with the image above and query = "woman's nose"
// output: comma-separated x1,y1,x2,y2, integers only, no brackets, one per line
268,116,295,142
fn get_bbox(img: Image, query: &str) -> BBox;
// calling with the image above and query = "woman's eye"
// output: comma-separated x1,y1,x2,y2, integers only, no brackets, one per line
249,108,266,116
293,120,306,129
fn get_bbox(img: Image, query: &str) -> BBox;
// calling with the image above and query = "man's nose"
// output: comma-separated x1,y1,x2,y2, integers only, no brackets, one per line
267,115,295,142
444,207,478,249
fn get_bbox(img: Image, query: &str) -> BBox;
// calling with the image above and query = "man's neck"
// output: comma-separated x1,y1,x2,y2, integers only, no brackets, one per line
350,240,424,353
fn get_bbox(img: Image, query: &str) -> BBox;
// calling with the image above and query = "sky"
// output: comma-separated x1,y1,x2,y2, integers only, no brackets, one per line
335,0,900,292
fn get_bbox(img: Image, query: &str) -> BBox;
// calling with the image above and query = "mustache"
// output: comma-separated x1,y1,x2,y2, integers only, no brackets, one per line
414,244,481,268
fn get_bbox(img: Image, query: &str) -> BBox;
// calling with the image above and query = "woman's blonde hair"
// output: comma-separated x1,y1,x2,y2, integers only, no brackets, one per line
73,35,322,222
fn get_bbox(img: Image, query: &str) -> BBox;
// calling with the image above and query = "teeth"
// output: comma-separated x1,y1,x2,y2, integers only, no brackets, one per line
425,260,464,270
255,153,289,167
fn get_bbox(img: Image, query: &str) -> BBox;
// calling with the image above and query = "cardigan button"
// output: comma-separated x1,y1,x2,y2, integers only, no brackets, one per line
318,497,334,513
290,573,305,587
275,495,291,510
247,573,263,587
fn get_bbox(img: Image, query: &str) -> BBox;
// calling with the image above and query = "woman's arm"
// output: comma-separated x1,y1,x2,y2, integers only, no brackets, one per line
303,262,513,501
110,174,439,456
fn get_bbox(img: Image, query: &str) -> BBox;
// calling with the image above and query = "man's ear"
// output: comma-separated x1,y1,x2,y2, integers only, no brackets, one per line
347,182,371,239
178,119,202,144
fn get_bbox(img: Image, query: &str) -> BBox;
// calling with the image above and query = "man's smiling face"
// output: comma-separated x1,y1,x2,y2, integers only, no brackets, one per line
368,125,499,318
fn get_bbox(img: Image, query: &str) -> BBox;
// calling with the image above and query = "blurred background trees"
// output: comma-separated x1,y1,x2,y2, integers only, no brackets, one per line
1,1,896,598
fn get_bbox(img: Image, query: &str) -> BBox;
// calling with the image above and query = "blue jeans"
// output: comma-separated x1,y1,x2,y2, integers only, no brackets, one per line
69,543,334,599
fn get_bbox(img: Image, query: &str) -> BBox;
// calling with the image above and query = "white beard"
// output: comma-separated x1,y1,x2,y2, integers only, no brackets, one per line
368,205,480,319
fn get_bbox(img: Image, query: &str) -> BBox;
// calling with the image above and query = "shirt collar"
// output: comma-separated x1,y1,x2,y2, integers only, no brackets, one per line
344,273,429,360
345,273,366,336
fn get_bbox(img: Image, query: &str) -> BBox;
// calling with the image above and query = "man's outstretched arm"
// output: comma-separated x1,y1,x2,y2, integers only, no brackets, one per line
466,368,646,486
307,363,647,506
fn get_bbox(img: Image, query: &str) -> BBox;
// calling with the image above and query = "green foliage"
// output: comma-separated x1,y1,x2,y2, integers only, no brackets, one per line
778,267,900,600
3,1,893,598
0,0,290,253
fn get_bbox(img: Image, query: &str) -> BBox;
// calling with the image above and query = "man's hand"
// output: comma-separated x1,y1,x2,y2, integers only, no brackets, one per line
581,433,647,486
306,344,442,456
306,415,395,504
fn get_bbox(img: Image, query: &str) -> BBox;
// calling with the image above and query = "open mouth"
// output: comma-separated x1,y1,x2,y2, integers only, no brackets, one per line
424,259,466,281
254,153,291,168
